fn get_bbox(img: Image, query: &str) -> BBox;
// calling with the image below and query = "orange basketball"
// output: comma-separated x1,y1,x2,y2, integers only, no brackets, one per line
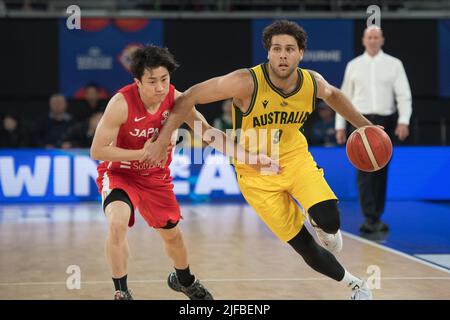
346,125,393,172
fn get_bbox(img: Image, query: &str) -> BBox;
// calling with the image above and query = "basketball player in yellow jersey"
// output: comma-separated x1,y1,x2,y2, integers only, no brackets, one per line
147,20,376,299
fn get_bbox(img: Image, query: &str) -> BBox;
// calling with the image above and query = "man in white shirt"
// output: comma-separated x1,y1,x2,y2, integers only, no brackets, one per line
335,25,412,233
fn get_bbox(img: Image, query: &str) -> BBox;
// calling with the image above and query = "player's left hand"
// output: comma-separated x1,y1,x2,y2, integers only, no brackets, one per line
247,153,281,175
395,123,409,141
140,136,169,167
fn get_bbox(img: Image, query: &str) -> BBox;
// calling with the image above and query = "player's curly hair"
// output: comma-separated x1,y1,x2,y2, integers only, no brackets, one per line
130,45,179,80
262,20,307,51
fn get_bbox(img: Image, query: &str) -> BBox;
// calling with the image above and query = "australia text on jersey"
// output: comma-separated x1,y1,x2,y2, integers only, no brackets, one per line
252,110,310,127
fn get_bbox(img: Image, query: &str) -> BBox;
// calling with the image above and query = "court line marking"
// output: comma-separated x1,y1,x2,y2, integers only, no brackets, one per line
341,231,450,274
1,276,450,286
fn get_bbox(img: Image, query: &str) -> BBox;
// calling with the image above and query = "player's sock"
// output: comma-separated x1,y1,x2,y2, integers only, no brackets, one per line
340,270,363,290
113,274,128,291
175,266,195,287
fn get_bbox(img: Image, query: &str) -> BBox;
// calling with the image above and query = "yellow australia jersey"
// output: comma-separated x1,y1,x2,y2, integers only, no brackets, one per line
232,63,317,174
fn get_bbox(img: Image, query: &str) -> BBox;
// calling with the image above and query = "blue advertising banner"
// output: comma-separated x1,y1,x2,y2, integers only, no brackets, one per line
439,20,450,98
59,18,163,98
309,146,450,201
252,19,354,87
1,148,449,203
0,149,99,203
0,149,244,204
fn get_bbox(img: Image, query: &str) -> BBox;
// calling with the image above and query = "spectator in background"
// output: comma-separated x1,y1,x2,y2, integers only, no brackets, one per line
36,93,74,148
311,101,337,147
0,113,31,148
335,25,412,234
60,112,103,149
70,83,107,122
213,99,233,133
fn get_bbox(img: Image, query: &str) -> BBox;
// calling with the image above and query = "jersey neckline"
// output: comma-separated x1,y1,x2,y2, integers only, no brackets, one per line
261,62,303,99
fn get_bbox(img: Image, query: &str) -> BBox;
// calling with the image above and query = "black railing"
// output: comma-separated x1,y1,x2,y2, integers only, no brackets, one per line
2,0,450,13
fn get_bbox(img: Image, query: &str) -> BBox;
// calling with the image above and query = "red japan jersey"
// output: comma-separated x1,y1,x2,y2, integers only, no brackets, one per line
99,83,175,176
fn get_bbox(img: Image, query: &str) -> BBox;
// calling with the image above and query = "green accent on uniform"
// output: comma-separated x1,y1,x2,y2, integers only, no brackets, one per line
242,68,258,117
307,70,318,112
233,103,243,143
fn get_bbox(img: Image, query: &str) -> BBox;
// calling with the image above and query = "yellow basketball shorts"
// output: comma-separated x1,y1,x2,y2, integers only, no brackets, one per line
236,151,337,242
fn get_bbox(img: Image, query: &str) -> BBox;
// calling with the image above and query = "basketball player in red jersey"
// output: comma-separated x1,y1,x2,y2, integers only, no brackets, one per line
90,45,278,300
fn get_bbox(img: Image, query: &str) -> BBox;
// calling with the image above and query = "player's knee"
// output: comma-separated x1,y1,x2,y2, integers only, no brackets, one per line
108,212,129,244
162,229,183,247
308,200,341,234
108,219,128,244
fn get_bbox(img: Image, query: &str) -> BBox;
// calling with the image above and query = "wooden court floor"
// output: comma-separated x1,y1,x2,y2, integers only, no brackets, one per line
0,203,449,300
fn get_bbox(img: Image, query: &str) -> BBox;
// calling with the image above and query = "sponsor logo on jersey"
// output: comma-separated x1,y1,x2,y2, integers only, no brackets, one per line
134,116,146,122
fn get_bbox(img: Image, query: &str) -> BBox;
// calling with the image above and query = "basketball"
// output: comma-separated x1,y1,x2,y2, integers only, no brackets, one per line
346,125,393,172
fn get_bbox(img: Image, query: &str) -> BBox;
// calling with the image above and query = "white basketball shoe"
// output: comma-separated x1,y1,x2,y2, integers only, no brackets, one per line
304,209,343,254
350,280,373,300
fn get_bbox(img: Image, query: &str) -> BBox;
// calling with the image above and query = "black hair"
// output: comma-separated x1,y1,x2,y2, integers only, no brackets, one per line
262,20,307,51
130,45,179,80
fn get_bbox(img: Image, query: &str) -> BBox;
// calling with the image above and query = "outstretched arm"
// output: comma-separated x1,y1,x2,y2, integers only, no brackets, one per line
183,108,280,174
141,70,252,165
310,70,373,129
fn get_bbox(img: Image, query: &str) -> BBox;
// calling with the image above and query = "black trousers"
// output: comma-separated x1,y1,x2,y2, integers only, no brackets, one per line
353,114,397,223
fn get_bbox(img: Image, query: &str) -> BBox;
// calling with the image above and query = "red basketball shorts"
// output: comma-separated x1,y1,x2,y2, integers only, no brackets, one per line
96,168,181,228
